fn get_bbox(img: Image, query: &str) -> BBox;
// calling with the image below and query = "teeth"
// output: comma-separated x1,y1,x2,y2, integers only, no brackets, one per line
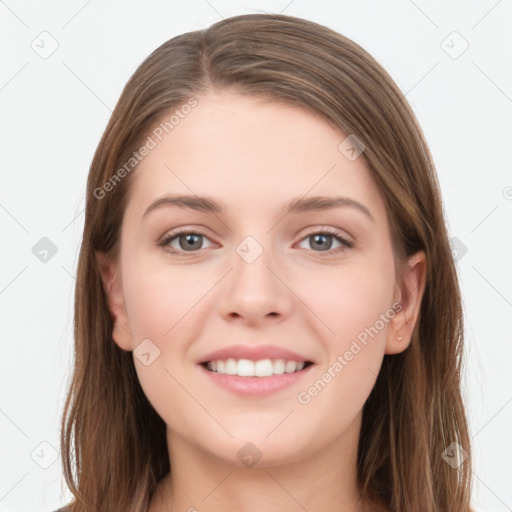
205,358,309,377
225,358,237,375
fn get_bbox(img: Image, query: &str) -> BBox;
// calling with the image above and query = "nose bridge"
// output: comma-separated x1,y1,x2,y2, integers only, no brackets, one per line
232,233,278,297
218,233,292,322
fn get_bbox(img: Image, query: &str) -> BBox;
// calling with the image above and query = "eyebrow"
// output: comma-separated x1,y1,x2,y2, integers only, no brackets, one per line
142,193,374,222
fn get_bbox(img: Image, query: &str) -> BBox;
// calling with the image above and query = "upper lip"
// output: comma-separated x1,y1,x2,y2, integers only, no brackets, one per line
198,344,314,364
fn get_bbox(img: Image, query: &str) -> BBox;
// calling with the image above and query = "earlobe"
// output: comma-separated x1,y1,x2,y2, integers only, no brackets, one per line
385,250,427,355
95,250,133,351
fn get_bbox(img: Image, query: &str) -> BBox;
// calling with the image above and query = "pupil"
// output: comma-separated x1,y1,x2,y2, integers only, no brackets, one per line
312,234,332,250
181,234,201,251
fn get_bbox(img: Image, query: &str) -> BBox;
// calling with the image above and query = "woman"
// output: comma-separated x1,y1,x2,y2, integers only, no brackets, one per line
57,13,474,512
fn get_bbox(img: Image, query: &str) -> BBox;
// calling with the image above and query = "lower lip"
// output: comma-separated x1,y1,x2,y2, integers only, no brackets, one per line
199,363,314,396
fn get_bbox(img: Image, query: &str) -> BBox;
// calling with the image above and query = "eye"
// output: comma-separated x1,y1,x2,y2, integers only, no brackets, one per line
158,227,354,257
159,229,215,255
296,228,354,256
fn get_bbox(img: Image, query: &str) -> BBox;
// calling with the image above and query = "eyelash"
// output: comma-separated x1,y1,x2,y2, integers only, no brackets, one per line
158,227,354,257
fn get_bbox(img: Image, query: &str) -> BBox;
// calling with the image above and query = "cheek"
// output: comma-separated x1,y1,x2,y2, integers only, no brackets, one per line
293,255,394,424
125,265,204,427
122,253,210,339
295,256,395,341
122,257,211,401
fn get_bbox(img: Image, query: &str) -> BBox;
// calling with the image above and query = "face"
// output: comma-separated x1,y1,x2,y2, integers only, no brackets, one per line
97,90,425,467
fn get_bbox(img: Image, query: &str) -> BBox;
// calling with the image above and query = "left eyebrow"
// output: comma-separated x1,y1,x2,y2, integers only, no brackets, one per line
285,195,374,223
142,193,375,223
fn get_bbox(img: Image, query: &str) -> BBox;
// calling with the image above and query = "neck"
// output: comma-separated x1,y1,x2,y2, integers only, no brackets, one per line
148,412,374,512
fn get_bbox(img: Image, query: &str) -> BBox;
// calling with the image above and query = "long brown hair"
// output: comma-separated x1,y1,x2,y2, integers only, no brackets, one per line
60,13,473,512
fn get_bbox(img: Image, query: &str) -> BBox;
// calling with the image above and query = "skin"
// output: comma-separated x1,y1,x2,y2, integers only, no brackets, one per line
96,90,426,512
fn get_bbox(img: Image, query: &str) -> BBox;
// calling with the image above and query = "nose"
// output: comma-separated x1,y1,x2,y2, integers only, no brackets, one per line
218,245,293,327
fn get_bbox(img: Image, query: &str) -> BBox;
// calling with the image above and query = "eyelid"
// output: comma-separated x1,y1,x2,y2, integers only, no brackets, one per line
294,226,354,255
298,225,353,243
158,227,217,254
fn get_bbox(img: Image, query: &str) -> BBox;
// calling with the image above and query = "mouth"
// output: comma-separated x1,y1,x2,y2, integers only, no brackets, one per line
200,358,314,377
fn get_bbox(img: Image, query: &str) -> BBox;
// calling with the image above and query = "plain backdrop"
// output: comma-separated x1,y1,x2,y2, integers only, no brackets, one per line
0,1,511,511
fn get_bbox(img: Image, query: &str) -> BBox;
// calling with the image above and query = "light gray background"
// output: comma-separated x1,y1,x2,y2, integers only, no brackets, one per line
0,1,511,511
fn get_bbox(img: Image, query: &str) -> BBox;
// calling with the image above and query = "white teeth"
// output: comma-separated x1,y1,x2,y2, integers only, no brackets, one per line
272,359,285,375
238,359,255,376
284,360,298,373
225,358,237,375
205,358,309,377
254,359,273,377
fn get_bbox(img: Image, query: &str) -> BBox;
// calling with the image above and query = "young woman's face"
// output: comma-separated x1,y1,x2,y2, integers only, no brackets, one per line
98,91,424,468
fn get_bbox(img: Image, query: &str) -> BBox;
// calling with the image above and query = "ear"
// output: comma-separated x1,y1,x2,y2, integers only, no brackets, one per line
385,250,427,355
95,250,133,351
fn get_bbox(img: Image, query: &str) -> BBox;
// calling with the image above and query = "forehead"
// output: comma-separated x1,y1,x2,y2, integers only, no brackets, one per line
126,91,386,223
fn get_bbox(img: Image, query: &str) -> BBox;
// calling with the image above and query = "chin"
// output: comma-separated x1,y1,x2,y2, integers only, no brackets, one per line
202,425,315,468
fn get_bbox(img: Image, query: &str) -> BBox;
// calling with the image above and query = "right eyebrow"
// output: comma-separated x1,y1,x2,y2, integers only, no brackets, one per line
142,194,222,218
